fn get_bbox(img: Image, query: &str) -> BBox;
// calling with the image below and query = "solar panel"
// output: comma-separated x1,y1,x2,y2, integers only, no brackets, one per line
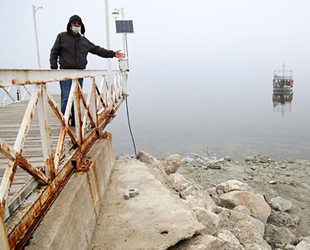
115,20,134,34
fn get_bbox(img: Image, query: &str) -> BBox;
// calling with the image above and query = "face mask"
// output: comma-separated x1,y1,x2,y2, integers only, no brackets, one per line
72,26,81,34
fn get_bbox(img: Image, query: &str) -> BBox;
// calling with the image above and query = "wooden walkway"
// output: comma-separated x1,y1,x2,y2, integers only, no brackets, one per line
0,95,63,198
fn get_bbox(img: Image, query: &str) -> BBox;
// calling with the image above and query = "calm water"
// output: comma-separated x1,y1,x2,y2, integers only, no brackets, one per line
109,62,310,161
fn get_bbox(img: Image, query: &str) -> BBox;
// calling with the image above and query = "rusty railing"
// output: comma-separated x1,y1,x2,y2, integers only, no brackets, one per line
0,68,127,249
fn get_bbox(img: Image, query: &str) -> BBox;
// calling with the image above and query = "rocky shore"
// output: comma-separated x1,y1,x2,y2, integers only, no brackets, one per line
137,151,310,250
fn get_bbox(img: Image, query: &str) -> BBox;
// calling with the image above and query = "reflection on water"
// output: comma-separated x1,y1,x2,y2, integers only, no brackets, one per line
273,91,293,117
109,64,310,162
272,63,294,117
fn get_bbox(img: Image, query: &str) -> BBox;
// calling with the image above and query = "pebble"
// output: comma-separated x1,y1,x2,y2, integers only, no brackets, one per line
269,180,277,184
209,165,221,170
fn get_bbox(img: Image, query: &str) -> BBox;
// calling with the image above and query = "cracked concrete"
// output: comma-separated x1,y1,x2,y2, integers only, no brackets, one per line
89,158,204,250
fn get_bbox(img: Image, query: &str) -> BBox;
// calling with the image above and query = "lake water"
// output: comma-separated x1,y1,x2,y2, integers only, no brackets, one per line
108,62,310,161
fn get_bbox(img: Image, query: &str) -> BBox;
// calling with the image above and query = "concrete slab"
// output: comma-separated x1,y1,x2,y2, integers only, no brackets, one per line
89,158,204,250
25,136,114,250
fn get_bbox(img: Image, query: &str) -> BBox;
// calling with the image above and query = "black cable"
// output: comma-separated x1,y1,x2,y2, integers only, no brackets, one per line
125,94,137,158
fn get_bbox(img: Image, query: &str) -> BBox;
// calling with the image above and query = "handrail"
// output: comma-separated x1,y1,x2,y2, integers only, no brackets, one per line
0,68,128,249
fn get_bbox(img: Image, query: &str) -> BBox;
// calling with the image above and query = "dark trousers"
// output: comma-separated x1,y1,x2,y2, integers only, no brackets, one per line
60,79,83,123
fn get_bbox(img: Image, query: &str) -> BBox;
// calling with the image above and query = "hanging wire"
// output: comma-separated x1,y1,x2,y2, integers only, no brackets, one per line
124,94,137,158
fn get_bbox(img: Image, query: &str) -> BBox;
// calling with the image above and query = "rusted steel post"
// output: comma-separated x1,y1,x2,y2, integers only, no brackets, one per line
73,79,83,144
14,85,40,152
17,155,49,185
0,161,18,207
0,138,16,161
0,211,9,250
91,80,98,125
37,84,56,180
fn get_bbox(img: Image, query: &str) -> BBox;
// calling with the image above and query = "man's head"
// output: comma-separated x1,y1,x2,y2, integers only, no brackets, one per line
67,15,85,35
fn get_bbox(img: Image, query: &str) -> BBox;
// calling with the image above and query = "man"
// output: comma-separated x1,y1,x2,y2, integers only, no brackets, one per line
50,14,125,126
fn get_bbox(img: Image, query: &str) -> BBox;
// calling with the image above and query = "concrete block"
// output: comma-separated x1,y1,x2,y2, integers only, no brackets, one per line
25,136,114,250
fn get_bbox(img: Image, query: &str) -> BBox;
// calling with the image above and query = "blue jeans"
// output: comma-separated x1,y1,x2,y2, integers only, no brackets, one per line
60,79,83,123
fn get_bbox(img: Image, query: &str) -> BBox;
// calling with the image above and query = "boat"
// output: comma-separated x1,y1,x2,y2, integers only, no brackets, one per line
273,62,293,93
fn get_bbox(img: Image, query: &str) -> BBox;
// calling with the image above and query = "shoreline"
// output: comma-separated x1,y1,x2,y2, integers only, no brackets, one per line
177,153,310,241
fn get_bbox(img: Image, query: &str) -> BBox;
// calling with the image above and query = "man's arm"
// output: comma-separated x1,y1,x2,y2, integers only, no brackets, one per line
50,34,61,69
88,40,125,59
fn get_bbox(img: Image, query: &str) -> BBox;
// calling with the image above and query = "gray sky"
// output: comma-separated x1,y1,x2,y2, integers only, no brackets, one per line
1,0,310,159
1,0,310,72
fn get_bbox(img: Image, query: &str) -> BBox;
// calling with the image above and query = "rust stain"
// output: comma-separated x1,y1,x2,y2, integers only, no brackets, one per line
45,157,56,180
86,171,98,217
7,162,75,249
17,155,49,185
91,162,102,204
2,71,126,249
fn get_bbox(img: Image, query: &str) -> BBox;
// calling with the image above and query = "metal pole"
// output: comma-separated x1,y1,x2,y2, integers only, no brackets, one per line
32,5,42,69
120,8,126,57
104,0,112,86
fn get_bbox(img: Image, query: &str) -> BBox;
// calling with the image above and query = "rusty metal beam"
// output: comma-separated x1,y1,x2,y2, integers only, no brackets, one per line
0,138,16,161
80,84,96,128
0,212,9,250
0,161,18,208
17,156,49,185
0,69,120,87
46,91,79,145
6,156,76,249
73,80,83,144
37,85,56,180
13,85,40,153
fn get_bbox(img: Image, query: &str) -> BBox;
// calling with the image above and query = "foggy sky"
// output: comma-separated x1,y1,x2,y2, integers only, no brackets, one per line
1,0,309,72
1,0,310,159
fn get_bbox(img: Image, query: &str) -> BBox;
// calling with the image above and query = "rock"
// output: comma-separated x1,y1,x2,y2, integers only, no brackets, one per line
207,187,217,197
284,244,295,250
264,224,297,246
244,243,271,250
199,235,222,249
244,155,273,164
218,191,271,224
192,207,219,235
185,187,217,212
217,230,245,249
164,154,182,174
216,180,254,193
183,185,196,196
218,209,271,249
137,151,163,172
224,156,232,162
269,196,293,212
295,241,310,250
233,205,251,215
186,233,245,250
299,236,310,244
268,180,277,185
268,210,299,227
169,173,191,192
275,243,285,248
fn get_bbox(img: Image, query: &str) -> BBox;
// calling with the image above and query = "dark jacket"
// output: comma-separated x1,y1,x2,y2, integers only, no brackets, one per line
50,32,115,69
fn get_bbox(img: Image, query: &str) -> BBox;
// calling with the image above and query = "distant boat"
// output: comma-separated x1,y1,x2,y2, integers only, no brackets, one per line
273,62,293,92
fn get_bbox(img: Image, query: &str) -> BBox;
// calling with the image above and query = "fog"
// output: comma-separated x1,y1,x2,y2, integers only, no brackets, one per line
1,0,310,160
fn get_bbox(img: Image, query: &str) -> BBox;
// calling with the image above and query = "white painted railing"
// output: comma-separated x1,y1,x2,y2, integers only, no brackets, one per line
0,68,127,249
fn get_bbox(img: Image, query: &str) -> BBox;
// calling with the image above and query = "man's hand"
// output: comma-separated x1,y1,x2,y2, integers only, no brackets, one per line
114,50,126,59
